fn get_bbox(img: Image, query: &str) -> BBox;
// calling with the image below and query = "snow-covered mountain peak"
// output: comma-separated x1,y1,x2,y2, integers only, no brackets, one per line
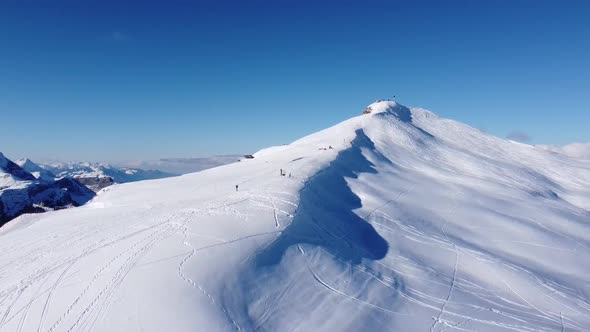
365,100,412,122
17,158,39,171
16,158,56,181
0,153,36,182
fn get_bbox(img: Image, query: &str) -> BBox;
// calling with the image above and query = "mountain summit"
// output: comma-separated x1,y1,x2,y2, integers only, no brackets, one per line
0,152,36,184
364,100,413,121
0,102,589,332
16,158,56,181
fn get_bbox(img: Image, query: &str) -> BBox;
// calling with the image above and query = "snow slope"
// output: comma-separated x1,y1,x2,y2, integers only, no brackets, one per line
1,101,589,332
539,143,590,160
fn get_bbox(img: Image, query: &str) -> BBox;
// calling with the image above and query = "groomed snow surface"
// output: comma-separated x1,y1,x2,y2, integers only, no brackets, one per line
1,101,590,331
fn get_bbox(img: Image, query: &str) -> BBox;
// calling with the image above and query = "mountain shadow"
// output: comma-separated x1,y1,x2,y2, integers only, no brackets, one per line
256,129,389,267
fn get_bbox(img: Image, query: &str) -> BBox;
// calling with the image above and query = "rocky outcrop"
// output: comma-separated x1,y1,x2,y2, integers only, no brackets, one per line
74,176,115,192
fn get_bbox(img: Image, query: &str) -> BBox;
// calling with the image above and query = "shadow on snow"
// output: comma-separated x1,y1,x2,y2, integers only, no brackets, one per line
256,129,389,267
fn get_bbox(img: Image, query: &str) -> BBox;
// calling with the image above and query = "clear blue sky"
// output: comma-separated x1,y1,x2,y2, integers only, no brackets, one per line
1,0,589,162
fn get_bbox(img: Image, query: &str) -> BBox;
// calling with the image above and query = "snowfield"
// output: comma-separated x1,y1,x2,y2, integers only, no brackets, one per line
1,101,589,332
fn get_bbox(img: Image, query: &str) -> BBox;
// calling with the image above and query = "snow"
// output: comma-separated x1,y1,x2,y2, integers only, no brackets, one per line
16,159,56,182
539,142,590,160
1,101,590,331
560,143,590,159
0,154,34,190
365,100,412,121
1,156,95,225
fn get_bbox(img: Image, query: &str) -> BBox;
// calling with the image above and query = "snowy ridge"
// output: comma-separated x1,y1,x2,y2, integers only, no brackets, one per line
0,101,589,331
1,154,95,225
16,159,56,182
0,153,36,189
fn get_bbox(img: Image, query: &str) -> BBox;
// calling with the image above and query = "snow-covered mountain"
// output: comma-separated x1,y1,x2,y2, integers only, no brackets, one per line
39,162,177,191
1,101,589,332
0,153,95,226
16,158,57,182
0,152,36,189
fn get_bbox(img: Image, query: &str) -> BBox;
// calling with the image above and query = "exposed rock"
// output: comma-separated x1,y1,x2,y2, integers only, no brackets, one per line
74,176,115,192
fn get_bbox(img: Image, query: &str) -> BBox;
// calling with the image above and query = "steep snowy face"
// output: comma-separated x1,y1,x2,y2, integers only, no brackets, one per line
0,152,36,189
0,154,35,182
16,158,56,181
0,104,589,332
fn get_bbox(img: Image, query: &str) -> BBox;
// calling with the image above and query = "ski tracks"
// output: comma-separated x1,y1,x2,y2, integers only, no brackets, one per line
430,250,460,332
298,245,406,317
176,214,242,331
41,213,185,332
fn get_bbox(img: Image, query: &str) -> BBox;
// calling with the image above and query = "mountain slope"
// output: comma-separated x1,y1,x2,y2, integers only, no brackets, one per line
16,158,56,182
0,152,36,189
0,154,95,226
0,101,589,332
540,142,590,159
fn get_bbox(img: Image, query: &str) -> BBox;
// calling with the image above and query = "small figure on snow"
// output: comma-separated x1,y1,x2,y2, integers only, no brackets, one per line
235,184,239,192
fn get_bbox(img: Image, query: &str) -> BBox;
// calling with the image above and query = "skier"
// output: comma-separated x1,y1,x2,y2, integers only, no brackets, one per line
280,168,283,176
235,184,238,192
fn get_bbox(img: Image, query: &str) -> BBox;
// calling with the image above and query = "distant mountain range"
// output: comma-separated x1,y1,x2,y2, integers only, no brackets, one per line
0,153,95,226
34,161,177,191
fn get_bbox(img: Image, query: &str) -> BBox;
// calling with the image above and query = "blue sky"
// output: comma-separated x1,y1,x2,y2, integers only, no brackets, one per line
1,0,589,162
